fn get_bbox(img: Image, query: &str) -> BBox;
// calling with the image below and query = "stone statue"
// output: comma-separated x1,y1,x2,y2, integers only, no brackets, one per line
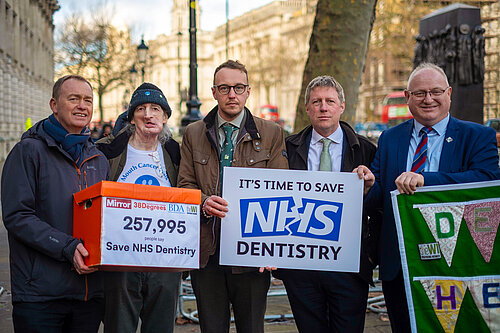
471,25,485,83
413,35,425,67
427,30,437,63
443,24,457,83
457,24,473,85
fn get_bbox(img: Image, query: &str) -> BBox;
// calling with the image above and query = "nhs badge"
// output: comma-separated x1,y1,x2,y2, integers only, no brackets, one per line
240,196,343,241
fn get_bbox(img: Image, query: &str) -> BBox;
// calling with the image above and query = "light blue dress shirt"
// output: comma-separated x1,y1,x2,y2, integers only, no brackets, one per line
406,114,450,172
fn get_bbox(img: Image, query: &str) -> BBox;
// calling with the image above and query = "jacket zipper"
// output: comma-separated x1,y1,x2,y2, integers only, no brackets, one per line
73,153,100,301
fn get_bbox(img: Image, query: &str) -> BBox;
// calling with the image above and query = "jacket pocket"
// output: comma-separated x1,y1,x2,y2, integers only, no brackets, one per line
193,151,210,165
245,150,270,167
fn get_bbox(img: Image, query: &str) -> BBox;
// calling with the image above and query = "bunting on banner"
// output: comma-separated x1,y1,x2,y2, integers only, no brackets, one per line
463,201,500,263
419,279,466,333
466,278,500,332
417,205,464,267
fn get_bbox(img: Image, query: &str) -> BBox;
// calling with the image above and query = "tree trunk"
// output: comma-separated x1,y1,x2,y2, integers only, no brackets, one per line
294,0,378,132
98,90,104,125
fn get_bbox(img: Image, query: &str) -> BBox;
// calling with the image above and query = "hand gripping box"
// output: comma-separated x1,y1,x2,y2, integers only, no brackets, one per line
73,181,201,271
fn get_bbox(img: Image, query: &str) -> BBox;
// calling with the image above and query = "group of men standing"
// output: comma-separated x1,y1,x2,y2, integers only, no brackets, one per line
1,59,499,333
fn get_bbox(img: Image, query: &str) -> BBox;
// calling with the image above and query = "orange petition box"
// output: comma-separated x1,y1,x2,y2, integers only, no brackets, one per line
73,181,201,271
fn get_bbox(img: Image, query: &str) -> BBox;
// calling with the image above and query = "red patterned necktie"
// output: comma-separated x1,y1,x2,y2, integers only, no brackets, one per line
411,126,433,173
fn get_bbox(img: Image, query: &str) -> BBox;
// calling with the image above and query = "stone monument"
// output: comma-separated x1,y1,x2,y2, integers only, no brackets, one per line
413,3,484,124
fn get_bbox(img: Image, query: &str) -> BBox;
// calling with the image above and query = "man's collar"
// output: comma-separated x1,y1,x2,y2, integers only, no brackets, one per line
311,125,343,144
217,109,245,129
413,113,450,136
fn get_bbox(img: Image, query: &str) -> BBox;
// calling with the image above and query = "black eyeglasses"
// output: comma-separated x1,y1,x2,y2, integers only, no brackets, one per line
214,84,248,95
407,87,450,100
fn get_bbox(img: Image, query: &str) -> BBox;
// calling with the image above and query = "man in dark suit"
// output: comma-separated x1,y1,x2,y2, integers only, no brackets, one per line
365,62,500,332
278,75,378,332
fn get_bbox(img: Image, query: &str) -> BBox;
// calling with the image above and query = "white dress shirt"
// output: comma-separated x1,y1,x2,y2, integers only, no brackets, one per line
308,126,343,172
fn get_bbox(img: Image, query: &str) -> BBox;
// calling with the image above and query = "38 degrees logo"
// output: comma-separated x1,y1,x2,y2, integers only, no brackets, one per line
106,198,132,209
240,197,342,241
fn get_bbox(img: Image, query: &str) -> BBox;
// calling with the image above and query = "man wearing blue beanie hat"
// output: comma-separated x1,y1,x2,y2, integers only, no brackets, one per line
112,83,172,135
127,82,172,121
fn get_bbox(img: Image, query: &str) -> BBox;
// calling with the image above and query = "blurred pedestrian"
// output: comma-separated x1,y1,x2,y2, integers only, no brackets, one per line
98,123,113,139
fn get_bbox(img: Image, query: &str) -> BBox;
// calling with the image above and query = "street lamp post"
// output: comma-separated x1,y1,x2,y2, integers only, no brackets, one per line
180,0,203,133
177,31,183,115
129,64,138,86
137,36,149,82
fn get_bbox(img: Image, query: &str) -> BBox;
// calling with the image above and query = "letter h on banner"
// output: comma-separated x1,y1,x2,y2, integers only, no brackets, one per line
437,285,457,310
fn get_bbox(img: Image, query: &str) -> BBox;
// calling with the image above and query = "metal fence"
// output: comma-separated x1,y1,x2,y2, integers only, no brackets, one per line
178,271,387,323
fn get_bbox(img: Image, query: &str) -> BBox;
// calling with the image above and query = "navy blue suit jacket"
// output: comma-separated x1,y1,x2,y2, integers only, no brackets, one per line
366,116,500,281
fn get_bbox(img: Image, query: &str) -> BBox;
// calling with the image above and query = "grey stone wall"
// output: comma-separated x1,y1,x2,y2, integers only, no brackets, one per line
0,0,58,161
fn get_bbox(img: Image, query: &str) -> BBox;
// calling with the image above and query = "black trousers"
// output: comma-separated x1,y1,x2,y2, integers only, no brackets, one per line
103,271,181,333
382,269,411,333
280,270,369,333
190,261,270,333
12,298,103,333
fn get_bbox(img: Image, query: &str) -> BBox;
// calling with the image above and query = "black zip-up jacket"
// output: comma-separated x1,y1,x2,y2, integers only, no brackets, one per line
1,119,110,302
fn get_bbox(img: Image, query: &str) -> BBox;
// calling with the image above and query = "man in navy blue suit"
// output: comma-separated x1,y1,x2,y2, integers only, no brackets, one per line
365,63,500,332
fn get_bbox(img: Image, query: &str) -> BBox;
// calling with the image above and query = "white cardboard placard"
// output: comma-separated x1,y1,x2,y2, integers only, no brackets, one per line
100,197,199,269
220,167,363,272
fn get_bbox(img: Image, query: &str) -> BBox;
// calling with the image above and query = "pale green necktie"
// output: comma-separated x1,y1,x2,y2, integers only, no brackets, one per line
319,138,332,171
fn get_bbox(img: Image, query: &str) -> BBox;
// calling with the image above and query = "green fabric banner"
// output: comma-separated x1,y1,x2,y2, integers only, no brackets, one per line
392,180,500,333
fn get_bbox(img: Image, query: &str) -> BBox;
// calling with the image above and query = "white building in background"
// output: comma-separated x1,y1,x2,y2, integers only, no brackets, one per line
0,0,59,161
99,0,317,131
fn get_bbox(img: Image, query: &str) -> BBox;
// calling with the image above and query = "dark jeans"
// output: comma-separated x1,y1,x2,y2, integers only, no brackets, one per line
281,270,368,333
12,298,103,333
190,262,270,333
382,269,411,333
103,271,181,333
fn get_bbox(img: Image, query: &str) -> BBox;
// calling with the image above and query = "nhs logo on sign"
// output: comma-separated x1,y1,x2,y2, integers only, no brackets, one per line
240,196,342,241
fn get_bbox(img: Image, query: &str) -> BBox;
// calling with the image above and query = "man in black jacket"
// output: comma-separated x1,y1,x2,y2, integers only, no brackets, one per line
1,75,110,332
277,75,378,332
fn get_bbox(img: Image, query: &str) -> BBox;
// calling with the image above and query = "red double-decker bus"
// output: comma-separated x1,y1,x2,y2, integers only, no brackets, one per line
259,105,279,122
381,91,412,127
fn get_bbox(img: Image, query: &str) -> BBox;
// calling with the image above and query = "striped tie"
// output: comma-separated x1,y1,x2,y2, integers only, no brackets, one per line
411,126,432,173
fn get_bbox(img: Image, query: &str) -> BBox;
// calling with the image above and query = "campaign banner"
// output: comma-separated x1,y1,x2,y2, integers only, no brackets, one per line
101,197,199,268
220,167,363,272
392,180,500,333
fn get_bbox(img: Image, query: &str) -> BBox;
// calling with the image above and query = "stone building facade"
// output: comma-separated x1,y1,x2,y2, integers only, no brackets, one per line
0,0,59,161
212,0,317,126
482,1,499,120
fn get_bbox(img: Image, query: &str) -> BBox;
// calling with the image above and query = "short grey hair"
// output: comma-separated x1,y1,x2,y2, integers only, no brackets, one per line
305,75,345,105
407,63,449,89
125,123,172,145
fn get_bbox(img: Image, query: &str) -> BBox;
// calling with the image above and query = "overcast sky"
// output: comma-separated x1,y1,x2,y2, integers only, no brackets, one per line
54,0,275,42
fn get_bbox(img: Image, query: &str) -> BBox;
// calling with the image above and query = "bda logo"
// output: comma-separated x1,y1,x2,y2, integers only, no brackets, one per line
240,196,342,241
